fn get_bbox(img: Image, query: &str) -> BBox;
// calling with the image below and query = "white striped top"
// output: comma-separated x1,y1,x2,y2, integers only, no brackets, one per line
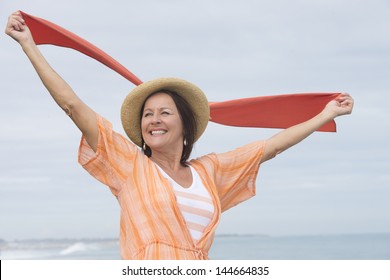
156,165,214,243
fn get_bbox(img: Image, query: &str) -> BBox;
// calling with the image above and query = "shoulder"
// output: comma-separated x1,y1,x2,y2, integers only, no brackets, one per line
189,140,265,170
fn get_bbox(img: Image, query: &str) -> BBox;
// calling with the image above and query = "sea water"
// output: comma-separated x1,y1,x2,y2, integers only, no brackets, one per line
1,233,389,260
209,234,390,260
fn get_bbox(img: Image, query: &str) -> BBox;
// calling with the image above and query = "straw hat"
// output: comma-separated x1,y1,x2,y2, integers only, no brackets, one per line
121,77,210,147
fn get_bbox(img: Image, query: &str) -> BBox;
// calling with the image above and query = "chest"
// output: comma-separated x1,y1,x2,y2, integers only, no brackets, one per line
160,166,193,188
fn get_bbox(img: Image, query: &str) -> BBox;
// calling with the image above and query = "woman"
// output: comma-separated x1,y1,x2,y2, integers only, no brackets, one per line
6,11,354,259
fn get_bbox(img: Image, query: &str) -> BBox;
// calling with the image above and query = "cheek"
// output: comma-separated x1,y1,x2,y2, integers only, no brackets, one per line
175,120,185,136
140,119,148,134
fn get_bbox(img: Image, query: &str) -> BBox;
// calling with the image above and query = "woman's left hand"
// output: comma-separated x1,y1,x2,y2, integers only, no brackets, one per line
324,93,354,119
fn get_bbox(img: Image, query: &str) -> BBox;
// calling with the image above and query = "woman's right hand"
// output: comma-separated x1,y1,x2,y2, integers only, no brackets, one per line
5,11,34,45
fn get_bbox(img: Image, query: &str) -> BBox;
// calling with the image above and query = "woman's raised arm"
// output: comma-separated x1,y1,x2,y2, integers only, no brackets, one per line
5,11,98,151
261,93,354,163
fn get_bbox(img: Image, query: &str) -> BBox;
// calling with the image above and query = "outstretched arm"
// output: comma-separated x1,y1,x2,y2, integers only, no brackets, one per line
261,93,354,163
5,11,98,151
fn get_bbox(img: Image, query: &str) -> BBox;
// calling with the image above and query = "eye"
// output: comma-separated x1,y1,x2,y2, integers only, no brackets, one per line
143,112,153,118
161,111,170,116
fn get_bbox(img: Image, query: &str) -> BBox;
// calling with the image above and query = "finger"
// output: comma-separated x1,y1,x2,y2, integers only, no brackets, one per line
338,92,350,98
336,93,352,103
336,96,347,103
10,21,22,31
12,15,25,25
8,17,25,31
9,12,25,25
340,98,353,108
345,100,354,107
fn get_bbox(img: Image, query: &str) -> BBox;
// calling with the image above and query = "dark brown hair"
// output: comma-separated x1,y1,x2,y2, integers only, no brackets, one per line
140,90,197,166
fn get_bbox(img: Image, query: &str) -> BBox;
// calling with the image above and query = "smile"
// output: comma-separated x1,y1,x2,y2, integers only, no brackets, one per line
150,130,167,135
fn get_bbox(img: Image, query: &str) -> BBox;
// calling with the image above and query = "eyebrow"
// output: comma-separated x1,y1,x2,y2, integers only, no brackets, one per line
143,107,174,112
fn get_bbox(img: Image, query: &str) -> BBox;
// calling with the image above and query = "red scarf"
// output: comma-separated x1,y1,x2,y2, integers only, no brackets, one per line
20,11,339,132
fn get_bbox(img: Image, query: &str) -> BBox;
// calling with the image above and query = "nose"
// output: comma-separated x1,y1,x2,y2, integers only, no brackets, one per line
151,115,161,124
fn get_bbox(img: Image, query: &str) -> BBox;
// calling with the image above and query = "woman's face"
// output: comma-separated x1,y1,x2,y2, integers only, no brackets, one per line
141,92,184,153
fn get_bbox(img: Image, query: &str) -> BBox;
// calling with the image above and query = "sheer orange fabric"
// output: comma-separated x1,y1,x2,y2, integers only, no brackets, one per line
78,114,265,259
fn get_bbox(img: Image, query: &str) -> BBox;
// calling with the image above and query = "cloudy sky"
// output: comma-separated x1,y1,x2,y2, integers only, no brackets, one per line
1,0,389,241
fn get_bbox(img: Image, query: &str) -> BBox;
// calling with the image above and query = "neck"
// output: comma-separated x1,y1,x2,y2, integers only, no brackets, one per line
150,149,185,172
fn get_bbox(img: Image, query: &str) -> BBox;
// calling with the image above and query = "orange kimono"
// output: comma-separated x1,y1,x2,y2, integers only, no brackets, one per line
78,114,265,259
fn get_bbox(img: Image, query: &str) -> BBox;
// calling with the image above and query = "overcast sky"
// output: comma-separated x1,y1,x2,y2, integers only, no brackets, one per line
1,0,389,241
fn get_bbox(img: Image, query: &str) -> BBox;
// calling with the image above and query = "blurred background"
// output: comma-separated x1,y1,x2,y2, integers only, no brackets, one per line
1,0,389,259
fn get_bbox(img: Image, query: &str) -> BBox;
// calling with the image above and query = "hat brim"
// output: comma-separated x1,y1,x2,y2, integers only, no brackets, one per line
121,77,210,147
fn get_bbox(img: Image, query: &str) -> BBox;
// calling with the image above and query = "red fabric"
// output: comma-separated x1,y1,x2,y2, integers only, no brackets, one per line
210,93,339,132
20,11,142,86
20,10,338,132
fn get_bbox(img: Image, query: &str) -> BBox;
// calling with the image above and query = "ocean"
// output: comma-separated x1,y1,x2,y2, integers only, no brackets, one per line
1,233,389,260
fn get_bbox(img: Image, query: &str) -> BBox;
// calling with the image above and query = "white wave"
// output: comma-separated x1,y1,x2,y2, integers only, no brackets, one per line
59,242,96,255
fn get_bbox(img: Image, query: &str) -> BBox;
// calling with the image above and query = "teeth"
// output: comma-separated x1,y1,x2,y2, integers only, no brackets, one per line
151,130,166,135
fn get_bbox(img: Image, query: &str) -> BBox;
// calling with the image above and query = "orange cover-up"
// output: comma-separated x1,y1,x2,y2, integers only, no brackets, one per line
20,10,339,132
78,114,265,259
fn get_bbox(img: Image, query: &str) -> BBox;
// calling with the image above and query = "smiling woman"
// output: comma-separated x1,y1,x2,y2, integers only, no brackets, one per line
5,10,354,260
142,93,185,155
139,89,198,165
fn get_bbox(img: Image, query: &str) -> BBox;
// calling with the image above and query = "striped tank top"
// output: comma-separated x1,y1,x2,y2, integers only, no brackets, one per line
156,165,214,243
